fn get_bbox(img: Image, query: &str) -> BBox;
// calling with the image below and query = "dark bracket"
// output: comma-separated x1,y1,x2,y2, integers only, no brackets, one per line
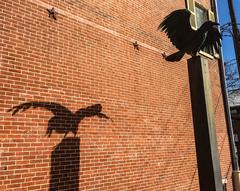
161,52,167,59
133,41,139,50
47,7,57,20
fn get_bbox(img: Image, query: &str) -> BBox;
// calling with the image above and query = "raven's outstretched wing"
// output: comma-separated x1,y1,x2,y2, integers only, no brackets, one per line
8,102,72,116
201,26,222,53
158,9,194,50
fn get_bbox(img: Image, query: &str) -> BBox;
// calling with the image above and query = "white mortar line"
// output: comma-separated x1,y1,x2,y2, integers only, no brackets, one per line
28,0,164,54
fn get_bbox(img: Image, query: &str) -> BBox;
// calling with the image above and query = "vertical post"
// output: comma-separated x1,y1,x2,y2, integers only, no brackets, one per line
188,56,223,191
227,0,240,75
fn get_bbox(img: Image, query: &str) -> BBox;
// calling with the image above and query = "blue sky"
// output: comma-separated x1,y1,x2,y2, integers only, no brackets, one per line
217,0,240,62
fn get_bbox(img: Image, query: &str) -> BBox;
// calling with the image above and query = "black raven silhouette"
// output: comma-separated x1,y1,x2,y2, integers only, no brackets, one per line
158,9,222,62
8,102,110,137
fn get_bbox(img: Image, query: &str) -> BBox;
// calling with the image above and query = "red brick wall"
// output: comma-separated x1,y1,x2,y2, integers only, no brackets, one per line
0,0,233,190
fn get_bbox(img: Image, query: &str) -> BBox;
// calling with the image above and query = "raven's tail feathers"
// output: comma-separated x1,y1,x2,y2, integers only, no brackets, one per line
165,51,185,62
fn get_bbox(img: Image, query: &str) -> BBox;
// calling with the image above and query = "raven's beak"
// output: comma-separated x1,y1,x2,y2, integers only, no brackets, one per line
212,22,220,26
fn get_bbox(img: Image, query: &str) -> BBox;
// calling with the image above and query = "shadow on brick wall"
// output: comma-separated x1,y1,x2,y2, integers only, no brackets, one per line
50,137,80,191
8,101,110,137
8,101,111,190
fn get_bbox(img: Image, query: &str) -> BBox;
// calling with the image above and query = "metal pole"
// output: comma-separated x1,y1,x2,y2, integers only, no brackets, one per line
212,0,239,172
227,0,240,75
188,56,223,191
212,0,240,190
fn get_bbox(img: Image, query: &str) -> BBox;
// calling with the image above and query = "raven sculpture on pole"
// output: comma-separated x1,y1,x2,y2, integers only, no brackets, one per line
158,9,222,62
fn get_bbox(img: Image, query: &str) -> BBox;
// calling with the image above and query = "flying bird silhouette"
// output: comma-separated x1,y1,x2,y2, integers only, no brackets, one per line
8,102,110,137
158,9,222,62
